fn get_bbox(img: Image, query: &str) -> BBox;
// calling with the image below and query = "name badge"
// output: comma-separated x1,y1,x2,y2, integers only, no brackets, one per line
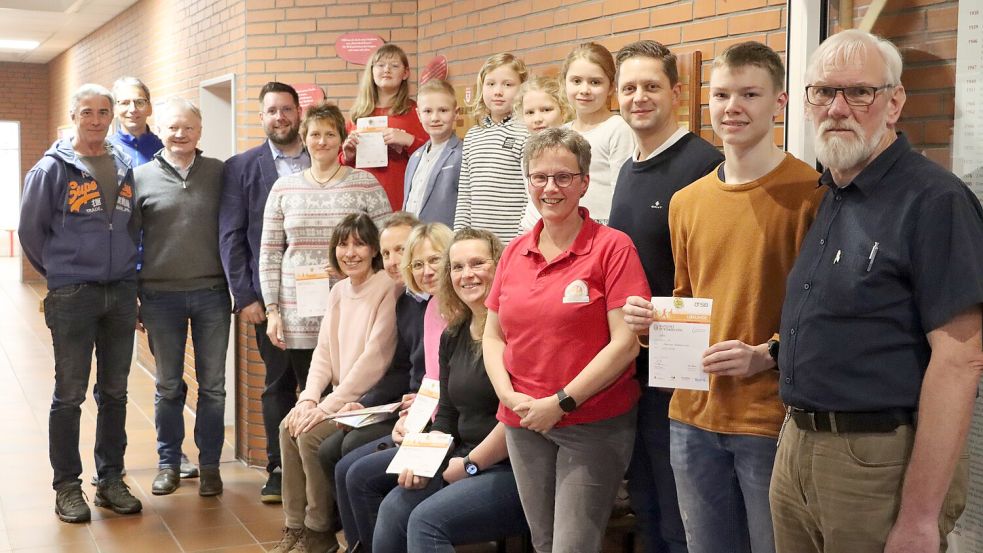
502,137,515,149
562,279,590,304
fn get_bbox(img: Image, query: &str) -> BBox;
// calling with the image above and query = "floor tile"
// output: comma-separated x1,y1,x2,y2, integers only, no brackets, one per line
171,522,256,551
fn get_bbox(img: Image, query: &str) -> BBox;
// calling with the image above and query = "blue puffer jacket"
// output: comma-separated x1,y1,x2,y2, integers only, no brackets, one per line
19,138,139,289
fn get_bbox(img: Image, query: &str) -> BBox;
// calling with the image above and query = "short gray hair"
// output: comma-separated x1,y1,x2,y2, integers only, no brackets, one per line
522,127,592,176
155,96,202,127
70,84,114,117
806,29,903,86
112,76,151,101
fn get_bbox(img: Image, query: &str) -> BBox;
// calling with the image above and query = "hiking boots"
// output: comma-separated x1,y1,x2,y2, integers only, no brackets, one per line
269,526,304,553
94,478,142,514
55,484,91,523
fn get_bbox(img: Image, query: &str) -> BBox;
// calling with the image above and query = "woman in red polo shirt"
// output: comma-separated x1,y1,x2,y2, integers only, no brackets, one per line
483,127,651,552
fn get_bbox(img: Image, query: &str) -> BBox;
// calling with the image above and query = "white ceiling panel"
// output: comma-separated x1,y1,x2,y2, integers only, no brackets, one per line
0,0,139,63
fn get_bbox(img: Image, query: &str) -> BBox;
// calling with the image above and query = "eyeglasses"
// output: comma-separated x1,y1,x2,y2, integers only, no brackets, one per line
805,85,895,107
527,172,583,188
450,258,492,274
373,62,404,71
116,99,150,109
410,255,442,272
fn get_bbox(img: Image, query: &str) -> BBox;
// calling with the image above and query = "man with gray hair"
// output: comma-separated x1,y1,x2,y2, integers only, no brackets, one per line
772,29,983,552
20,83,144,523
109,77,163,166
131,97,230,498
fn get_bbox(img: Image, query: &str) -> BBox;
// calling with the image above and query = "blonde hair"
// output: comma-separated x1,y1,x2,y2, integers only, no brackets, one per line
417,78,457,102
400,223,453,295
469,53,529,123
513,76,573,123
351,44,413,122
437,228,504,333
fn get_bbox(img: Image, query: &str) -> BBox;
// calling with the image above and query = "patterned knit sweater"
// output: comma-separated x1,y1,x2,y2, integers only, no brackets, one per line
259,168,391,349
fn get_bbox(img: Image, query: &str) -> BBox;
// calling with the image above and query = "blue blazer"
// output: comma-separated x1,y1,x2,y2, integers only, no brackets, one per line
403,134,461,227
218,140,279,311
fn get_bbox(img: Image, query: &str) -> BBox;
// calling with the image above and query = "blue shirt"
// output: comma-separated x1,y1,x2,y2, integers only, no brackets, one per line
268,141,310,178
108,128,163,167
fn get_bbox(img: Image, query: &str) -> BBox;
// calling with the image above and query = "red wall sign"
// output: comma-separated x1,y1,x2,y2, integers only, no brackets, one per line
335,32,386,65
293,83,325,111
420,56,448,85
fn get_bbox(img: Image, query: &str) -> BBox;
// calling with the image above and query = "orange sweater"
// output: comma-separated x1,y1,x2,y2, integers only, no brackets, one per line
667,153,824,437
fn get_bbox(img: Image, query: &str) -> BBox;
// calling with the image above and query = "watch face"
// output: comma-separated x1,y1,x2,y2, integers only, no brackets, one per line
465,462,478,475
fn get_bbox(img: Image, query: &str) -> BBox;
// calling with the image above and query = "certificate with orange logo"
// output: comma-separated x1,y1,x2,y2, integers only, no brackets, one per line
648,296,713,391
295,265,331,318
386,432,454,478
355,115,388,168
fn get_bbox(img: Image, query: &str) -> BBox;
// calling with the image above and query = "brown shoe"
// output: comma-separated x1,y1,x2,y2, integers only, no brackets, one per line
151,468,180,495
198,467,223,497
269,526,304,553
295,527,339,553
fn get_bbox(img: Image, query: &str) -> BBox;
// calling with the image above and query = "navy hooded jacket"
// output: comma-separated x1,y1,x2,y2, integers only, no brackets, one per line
19,138,139,289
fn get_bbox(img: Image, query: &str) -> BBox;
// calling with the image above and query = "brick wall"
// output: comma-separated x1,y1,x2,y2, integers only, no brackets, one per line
0,62,49,281
832,0,959,170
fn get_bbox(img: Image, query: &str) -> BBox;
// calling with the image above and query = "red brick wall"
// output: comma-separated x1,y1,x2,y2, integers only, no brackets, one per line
0,62,49,281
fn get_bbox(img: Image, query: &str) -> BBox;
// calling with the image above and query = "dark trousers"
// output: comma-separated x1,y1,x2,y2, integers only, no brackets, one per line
626,388,688,553
44,281,137,489
336,437,398,551
255,322,310,472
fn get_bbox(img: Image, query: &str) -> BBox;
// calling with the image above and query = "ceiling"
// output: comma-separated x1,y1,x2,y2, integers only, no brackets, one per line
0,0,139,63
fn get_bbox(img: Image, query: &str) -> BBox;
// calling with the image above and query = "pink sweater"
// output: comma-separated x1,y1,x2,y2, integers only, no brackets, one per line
299,270,397,413
422,299,446,381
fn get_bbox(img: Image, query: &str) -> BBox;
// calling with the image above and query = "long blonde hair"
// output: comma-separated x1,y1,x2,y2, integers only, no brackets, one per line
350,44,413,122
437,228,504,334
469,53,529,123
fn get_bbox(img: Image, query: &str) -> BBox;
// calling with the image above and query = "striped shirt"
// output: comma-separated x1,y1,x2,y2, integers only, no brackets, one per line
259,168,391,349
453,116,529,244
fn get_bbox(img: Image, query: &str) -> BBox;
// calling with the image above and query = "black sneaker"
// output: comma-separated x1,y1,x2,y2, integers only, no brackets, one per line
260,470,282,504
55,484,91,523
94,478,142,515
180,453,199,479
198,467,223,497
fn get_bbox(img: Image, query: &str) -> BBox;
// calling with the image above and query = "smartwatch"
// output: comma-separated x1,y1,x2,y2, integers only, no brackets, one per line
767,339,780,368
463,456,480,477
556,389,577,413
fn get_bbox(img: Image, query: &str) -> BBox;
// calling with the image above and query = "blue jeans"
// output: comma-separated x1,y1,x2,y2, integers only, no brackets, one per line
342,440,400,552
43,281,137,489
669,421,777,553
626,389,688,553
374,462,527,553
139,286,231,469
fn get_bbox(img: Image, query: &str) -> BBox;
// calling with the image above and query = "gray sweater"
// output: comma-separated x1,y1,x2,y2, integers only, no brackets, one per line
132,151,227,291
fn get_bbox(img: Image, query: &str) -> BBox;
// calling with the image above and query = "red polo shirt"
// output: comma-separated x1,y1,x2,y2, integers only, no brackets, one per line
486,208,650,427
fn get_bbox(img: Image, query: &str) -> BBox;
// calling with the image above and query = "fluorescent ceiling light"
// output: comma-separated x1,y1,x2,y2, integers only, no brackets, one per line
0,39,40,50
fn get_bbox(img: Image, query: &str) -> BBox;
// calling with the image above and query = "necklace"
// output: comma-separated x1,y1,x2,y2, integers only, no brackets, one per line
310,164,343,186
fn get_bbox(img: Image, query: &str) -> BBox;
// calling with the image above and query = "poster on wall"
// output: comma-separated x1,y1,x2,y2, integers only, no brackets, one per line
293,84,325,112
949,6,983,552
335,32,385,65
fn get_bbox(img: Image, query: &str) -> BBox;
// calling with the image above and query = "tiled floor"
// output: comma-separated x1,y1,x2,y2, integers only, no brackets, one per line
0,258,283,552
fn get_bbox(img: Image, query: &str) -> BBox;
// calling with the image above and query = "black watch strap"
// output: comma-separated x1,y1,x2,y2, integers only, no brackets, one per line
556,389,577,413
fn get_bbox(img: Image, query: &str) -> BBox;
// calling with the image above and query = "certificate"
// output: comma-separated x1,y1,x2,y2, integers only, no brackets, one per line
402,378,440,435
355,115,388,168
328,401,401,429
386,432,454,478
648,296,713,391
294,265,331,318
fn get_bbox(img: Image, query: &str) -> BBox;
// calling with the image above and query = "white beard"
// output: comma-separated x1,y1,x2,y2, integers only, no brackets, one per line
814,119,885,171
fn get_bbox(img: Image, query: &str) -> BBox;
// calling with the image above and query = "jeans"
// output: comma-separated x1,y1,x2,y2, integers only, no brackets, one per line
139,286,231,469
339,439,400,551
256,321,309,472
669,420,776,553
506,409,637,553
44,281,137,489
374,462,527,553
626,389,688,553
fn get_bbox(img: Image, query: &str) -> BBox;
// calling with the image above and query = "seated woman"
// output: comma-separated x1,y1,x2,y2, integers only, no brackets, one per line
483,127,651,552
372,227,528,553
329,222,453,551
271,213,397,553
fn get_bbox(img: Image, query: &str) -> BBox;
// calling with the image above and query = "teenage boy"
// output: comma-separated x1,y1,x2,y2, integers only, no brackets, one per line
402,79,461,227
608,40,722,553
624,42,825,553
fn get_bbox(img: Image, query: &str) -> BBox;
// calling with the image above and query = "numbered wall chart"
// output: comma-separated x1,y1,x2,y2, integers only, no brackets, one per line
950,6,983,552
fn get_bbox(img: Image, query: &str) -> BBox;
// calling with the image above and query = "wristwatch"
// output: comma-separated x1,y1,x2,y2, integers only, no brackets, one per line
556,389,577,413
463,456,480,477
767,339,780,367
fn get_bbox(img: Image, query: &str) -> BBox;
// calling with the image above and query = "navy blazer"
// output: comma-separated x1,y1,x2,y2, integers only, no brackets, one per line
403,134,461,227
219,141,281,311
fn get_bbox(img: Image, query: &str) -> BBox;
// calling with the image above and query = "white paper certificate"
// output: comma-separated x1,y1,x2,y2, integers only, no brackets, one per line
386,432,454,478
294,265,331,318
355,115,388,169
648,297,713,391
403,378,440,435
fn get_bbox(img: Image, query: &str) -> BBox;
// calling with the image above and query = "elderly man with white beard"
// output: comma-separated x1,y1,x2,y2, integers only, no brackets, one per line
769,29,983,553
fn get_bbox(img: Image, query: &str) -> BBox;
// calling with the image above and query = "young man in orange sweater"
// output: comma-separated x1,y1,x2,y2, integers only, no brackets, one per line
624,42,824,553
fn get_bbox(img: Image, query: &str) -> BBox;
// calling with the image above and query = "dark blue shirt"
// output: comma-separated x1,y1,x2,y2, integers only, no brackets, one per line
778,134,983,412
108,128,163,167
